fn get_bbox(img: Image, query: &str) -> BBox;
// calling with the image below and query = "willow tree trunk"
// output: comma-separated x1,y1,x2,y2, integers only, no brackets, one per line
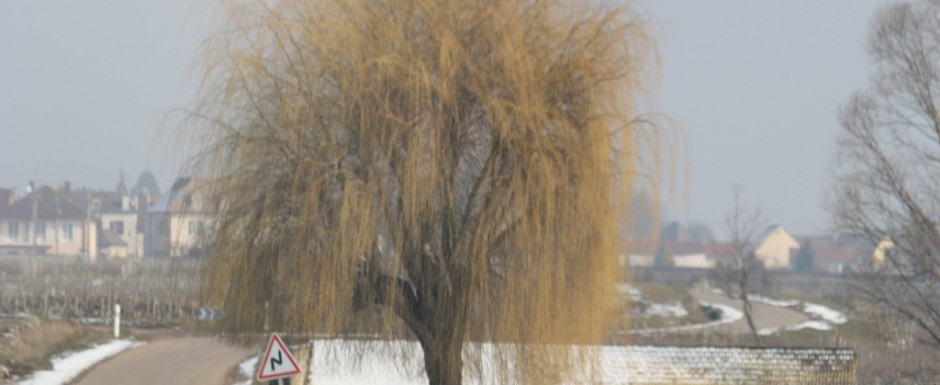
417,326,464,385
389,257,471,385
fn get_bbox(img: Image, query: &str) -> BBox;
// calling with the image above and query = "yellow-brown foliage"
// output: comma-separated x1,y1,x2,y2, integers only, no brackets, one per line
192,0,655,384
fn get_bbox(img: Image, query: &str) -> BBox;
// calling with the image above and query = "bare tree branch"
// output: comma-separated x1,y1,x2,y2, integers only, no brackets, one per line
830,0,940,350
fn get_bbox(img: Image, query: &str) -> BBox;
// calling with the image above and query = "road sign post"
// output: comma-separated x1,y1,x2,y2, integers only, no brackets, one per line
257,333,302,383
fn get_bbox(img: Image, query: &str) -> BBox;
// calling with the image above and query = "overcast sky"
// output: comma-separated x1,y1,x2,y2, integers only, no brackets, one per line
1,1,894,235
646,1,892,235
0,1,206,195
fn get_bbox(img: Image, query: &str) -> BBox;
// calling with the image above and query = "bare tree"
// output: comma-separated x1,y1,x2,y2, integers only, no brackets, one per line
190,1,657,384
830,0,940,349
712,188,765,345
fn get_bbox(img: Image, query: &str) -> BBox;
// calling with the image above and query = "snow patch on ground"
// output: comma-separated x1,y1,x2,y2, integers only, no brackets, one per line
234,356,259,385
305,340,854,385
738,293,848,326
757,327,777,336
310,340,426,385
803,303,848,325
16,339,142,385
615,284,642,301
758,321,834,336
749,295,848,336
744,294,847,326
620,284,688,319
630,302,742,334
749,295,800,308
789,321,835,331
643,302,688,318
705,302,744,325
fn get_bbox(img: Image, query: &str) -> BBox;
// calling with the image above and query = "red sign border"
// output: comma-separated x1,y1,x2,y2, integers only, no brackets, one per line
256,333,302,381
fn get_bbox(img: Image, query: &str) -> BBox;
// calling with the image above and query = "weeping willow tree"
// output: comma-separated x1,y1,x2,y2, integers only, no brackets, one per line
193,0,655,384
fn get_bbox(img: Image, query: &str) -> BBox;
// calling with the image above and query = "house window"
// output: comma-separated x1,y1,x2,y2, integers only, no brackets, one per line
185,194,202,210
110,221,124,236
188,220,204,235
62,223,74,241
35,222,46,239
7,223,18,240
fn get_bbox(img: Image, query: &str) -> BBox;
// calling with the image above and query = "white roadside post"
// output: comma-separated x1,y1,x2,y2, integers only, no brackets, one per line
113,304,121,338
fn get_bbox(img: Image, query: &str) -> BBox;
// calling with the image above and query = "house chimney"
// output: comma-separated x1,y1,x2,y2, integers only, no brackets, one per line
0,189,13,211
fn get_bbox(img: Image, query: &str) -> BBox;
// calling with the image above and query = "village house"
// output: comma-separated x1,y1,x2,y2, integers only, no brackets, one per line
834,233,895,271
144,178,216,257
749,225,799,270
792,234,852,274
623,240,730,269
0,171,163,260
0,184,97,259
88,192,143,258
59,175,158,259
625,223,805,272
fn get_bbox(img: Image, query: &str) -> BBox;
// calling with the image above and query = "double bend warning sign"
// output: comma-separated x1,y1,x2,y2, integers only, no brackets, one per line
257,333,302,382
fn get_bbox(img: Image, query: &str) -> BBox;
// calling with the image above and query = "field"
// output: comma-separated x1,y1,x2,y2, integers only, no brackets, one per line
0,256,200,326
0,255,201,381
630,267,940,384
2,257,938,384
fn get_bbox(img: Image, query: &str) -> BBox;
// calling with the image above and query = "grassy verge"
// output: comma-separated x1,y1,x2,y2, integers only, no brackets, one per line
637,282,686,303
627,283,713,330
0,318,108,378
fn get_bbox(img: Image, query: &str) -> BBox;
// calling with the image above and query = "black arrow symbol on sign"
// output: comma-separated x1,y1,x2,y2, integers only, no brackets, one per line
270,350,283,371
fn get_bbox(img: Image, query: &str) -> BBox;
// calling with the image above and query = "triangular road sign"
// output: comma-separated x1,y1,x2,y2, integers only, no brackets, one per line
257,333,302,381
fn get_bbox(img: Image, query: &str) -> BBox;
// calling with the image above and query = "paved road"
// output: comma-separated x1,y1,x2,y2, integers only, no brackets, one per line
691,290,809,334
71,337,254,385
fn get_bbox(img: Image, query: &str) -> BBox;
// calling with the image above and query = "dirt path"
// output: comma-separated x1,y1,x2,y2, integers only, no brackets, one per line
70,337,254,385
691,290,809,334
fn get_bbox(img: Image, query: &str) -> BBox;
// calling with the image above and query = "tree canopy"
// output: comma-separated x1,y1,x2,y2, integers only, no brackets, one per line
192,0,656,384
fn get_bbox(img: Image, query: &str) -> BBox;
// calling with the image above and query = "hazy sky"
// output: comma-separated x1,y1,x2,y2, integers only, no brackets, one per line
0,1,206,195
646,1,892,235
1,1,894,235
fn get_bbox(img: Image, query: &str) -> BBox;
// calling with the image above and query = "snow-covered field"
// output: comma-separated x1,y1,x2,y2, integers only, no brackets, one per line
15,339,142,385
233,339,855,385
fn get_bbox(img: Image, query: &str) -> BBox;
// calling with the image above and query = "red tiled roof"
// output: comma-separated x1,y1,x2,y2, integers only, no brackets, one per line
812,246,859,265
624,240,735,258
